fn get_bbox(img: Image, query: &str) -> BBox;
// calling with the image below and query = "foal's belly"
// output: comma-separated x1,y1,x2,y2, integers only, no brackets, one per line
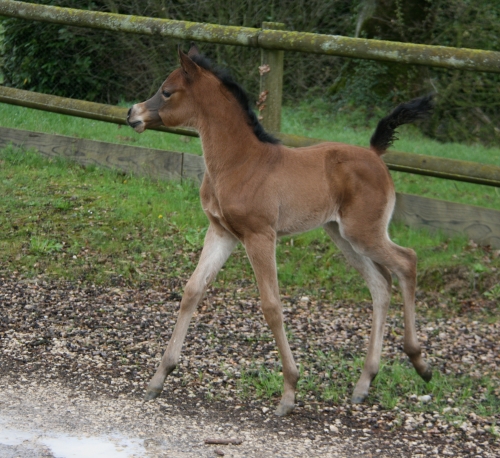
276,207,338,237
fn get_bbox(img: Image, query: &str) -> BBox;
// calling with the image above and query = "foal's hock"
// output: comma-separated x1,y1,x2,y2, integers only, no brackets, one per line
127,44,433,416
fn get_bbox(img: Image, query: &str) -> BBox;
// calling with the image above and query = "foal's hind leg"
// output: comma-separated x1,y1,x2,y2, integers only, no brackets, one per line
324,222,392,403
380,241,432,382
338,221,432,391
144,222,238,401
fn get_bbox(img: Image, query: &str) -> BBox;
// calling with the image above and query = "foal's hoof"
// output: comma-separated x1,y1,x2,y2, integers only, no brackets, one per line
419,366,433,383
274,401,295,417
351,393,367,404
144,386,163,401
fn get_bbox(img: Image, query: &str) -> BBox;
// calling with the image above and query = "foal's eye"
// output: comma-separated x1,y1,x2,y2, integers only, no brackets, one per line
162,91,172,98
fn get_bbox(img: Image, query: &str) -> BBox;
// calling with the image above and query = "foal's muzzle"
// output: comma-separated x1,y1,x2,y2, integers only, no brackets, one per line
126,106,145,132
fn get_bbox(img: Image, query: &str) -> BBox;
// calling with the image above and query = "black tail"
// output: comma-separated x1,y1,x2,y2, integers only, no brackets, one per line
370,94,434,155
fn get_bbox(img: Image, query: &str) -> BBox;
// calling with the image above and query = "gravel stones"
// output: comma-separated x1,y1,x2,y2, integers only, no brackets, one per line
1,272,499,456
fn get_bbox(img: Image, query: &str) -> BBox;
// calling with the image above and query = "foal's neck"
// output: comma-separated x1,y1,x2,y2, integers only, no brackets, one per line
196,91,273,179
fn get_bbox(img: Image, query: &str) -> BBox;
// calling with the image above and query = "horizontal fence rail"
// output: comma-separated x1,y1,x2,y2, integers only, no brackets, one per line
1,0,500,73
1,86,499,188
0,86,197,138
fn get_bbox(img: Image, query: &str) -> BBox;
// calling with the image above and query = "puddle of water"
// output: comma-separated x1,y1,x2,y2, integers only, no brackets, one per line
42,433,145,458
0,426,147,457
0,427,33,446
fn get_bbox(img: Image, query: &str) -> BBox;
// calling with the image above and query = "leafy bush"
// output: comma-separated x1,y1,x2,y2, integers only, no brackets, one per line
423,0,500,145
0,0,356,104
347,0,500,145
0,1,124,102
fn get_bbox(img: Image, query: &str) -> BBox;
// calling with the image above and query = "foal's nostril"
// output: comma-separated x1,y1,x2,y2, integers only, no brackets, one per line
126,105,144,130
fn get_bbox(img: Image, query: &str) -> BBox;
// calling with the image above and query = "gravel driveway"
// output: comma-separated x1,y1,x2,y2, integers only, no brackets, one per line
2,375,497,458
1,272,498,457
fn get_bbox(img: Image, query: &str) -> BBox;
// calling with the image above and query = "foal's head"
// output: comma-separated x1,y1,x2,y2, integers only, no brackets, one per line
127,45,279,144
127,45,204,133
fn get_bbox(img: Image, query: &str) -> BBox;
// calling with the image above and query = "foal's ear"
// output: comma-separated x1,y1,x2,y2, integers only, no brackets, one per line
187,42,201,58
178,46,200,79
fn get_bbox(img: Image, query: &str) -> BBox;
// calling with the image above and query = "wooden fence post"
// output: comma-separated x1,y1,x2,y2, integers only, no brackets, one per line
259,22,285,133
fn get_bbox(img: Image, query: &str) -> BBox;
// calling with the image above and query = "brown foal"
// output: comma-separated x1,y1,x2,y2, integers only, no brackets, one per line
127,45,433,416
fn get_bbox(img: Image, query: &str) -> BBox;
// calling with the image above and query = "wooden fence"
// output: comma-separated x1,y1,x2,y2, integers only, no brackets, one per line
1,86,499,188
0,1,499,247
3,0,500,132
2,1,500,72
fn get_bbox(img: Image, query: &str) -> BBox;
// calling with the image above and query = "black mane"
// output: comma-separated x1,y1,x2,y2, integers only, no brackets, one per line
190,53,280,145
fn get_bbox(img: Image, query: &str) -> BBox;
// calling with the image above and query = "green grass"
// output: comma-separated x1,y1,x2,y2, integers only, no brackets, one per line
283,99,500,165
1,144,498,302
0,102,203,156
0,145,205,284
237,354,499,428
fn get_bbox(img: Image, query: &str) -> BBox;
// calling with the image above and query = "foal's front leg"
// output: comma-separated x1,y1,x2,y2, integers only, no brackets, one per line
144,223,238,401
244,231,300,416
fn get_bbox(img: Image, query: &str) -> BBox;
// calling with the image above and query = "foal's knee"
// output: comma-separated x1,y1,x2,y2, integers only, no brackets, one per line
261,299,283,328
181,281,204,307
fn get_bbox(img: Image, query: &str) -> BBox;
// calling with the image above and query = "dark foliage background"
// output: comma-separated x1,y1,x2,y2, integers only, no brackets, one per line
1,0,499,145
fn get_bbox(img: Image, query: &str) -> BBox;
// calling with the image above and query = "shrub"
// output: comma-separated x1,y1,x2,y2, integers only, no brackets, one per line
0,1,124,102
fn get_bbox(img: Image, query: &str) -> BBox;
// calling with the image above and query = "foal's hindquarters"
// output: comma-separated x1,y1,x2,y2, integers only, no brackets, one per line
269,147,432,413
